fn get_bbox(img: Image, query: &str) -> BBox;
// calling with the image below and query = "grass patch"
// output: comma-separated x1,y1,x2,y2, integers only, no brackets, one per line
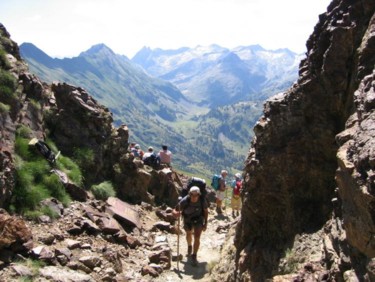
0,48,11,69
0,69,16,96
13,258,46,281
0,101,10,114
72,147,95,172
56,155,83,186
91,181,116,200
12,135,79,214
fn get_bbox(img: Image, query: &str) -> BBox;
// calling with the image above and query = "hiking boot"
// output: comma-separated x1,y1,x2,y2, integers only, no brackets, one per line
191,254,198,266
187,245,192,256
216,207,222,214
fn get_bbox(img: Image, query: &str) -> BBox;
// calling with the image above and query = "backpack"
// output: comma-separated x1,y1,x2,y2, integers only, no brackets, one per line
144,153,159,167
181,177,207,199
211,174,221,191
35,140,56,163
233,180,242,196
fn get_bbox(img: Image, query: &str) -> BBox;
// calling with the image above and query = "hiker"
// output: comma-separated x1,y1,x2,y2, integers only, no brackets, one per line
173,186,208,266
231,172,243,217
142,146,159,167
158,145,172,166
129,142,138,157
135,144,144,159
215,170,228,214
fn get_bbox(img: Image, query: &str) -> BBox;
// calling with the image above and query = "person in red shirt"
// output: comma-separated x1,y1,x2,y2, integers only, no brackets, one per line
231,173,243,217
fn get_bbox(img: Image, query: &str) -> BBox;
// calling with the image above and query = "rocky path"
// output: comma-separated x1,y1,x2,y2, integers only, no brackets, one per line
0,197,239,282
155,205,238,282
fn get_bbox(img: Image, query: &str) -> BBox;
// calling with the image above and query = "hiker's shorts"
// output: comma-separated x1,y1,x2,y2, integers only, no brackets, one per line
184,217,204,231
216,190,225,201
231,195,242,210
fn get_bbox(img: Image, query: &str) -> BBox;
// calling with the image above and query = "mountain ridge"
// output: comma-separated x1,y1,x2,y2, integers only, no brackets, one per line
19,42,296,176
131,44,302,107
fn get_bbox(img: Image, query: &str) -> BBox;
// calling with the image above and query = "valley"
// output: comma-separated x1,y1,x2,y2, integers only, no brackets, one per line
20,43,299,178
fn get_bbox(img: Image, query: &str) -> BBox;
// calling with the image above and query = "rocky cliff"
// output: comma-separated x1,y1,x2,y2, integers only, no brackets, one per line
212,0,375,281
0,23,181,210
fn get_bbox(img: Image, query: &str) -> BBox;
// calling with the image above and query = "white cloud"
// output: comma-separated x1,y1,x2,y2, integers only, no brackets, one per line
0,0,331,58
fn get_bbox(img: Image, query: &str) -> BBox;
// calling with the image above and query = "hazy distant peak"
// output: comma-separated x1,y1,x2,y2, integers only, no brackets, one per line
79,43,115,57
20,42,51,58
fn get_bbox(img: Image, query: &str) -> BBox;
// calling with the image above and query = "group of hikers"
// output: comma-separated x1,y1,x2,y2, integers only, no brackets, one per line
172,170,243,266
129,142,172,167
128,142,242,267
31,138,241,268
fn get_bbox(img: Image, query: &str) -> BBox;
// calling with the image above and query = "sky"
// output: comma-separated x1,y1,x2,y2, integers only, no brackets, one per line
0,0,331,59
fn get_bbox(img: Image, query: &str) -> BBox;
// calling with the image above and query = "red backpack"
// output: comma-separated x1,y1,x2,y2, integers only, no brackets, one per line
233,180,242,196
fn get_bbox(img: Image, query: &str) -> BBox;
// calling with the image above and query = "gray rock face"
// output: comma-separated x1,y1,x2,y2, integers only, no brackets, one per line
212,0,375,281
336,70,375,259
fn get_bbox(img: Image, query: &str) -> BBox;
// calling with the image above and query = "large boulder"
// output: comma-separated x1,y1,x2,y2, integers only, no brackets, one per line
0,209,33,254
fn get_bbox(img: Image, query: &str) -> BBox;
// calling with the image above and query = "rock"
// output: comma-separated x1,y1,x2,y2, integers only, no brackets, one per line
39,265,95,281
148,247,171,269
125,235,142,249
155,208,176,224
152,221,174,233
367,258,375,281
103,249,123,273
96,216,123,235
0,211,33,253
65,239,81,250
79,255,102,269
38,233,56,245
106,197,141,229
141,265,160,277
11,264,33,277
40,198,64,217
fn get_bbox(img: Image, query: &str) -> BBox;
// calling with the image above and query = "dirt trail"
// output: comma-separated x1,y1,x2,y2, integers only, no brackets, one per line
155,204,238,281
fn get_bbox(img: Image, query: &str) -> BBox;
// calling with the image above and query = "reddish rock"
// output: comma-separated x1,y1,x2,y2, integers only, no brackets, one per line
0,210,33,253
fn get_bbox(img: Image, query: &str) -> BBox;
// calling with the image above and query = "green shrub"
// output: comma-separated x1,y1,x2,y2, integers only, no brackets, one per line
15,137,32,160
29,98,41,111
0,102,10,114
0,48,10,69
91,181,116,200
42,174,71,206
72,147,95,169
56,155,83,186
40,205,60,218
14,257,46,281
12,135,82,214
0,69,16,96
16,125,33,139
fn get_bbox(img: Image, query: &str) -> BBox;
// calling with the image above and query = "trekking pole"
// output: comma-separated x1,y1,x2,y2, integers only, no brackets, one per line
176,202,181,271
224,186,228,215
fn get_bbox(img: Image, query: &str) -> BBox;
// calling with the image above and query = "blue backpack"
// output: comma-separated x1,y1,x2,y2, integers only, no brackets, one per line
211,174,221,191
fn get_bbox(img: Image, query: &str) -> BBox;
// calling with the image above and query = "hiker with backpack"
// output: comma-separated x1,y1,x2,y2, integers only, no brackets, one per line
211,170,228,214
173,186,208,266
142,146,159,167
231,173,243,217
180,177,208,205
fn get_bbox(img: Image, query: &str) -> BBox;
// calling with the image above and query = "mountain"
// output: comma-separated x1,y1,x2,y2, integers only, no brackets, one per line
20,43,190,123
20,43,252,177
132,44,303,107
